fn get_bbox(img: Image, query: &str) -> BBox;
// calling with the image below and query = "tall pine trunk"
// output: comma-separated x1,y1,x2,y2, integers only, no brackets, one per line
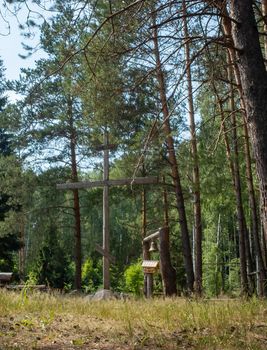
213,83,249,295
243,121,266,295
182,0,202,295
68,96,82,290
229,0,267,253
19,217,25,279
228,62,252,294
162,177,177,296
152,13,194,292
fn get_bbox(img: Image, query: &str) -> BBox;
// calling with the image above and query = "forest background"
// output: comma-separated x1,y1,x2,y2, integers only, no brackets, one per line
0,0,267,298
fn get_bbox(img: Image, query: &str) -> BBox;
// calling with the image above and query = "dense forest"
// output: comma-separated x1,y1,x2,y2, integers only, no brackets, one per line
0,0,267,298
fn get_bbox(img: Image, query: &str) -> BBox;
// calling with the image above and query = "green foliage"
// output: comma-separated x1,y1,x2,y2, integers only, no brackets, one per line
23,167,71,271
0,155,26,236
0,129,12,156
203,239,222,297
19,271,38,304
34,226,73,289
110,264,125,292
227,258,241,296
0,233,21,271
81,257,101,293
124,261,144,296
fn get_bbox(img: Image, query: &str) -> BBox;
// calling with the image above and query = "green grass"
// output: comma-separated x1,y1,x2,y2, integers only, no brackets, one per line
0,290,267,349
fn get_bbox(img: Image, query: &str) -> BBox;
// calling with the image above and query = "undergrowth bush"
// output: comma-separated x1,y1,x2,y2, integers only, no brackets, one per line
124,261,143,296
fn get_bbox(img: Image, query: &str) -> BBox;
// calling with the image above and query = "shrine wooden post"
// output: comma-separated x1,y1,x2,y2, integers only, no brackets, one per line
57,132,158,291
143,227,177,297
103,132,110,289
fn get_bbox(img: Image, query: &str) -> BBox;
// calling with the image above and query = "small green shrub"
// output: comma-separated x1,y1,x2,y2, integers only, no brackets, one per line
34,226,73,289
124,261,143,296
82,257,101,293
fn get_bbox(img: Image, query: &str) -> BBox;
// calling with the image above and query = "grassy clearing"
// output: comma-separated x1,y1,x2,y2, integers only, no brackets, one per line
0,290,267,349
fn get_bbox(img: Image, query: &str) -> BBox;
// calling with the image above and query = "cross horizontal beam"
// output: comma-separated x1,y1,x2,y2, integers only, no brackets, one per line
56,176,158,190
95,244,116,264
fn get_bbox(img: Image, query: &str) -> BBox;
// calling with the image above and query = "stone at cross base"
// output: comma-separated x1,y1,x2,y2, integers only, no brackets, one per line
93,289,114,300
85,289,129,301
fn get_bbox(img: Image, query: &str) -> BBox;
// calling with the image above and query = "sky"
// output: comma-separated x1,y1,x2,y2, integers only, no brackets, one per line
0,3,49,100
0,21,38,81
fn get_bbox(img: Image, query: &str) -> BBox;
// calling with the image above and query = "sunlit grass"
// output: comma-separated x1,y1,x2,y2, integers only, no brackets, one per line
0,289,267,349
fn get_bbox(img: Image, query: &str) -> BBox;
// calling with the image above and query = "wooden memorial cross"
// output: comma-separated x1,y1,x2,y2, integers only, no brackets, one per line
57,132,158,290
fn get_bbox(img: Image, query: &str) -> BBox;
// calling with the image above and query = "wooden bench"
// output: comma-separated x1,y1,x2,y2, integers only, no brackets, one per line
0,272,13,286
6,284,47,291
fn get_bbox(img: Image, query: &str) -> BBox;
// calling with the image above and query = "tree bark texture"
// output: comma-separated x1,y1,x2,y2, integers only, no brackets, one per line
19,218,25,279
152,13,194,292
216,92,249,295
141,187,153,297
159,227,177,296
182,0,202,296
217,0,267,296
68,97,82,291
162,176,169,228
229,0,267,247
242,120,267,295
228,63,251,294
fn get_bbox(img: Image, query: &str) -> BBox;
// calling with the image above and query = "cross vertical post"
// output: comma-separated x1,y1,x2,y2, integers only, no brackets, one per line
103,131,110,290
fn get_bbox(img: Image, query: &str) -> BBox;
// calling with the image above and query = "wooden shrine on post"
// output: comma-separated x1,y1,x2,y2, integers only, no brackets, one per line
141,260,159,298
142,260,159,274
57,131,158,291
142,227,177,297
0,272,13,286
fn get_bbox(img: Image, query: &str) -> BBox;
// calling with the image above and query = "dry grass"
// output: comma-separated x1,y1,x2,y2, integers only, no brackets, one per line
0,289,267,349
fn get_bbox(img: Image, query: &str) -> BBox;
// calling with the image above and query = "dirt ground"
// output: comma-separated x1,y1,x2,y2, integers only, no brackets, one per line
1,312,267,350
0,313,194,350
1,292,267,349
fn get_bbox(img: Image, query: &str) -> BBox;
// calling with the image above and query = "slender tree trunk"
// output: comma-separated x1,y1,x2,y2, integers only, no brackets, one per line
141,186,152,297
68,97,82,291
214,85,249,295
231,120,250,296
19,217,25,280
262,225,267,266
152,13,194,292
215,214,221,297
159,227,177,296
243,121,266,294
228,62,252,294
161,177,177,296
182,0,202,296
162,176,169,228
244,223,255,292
